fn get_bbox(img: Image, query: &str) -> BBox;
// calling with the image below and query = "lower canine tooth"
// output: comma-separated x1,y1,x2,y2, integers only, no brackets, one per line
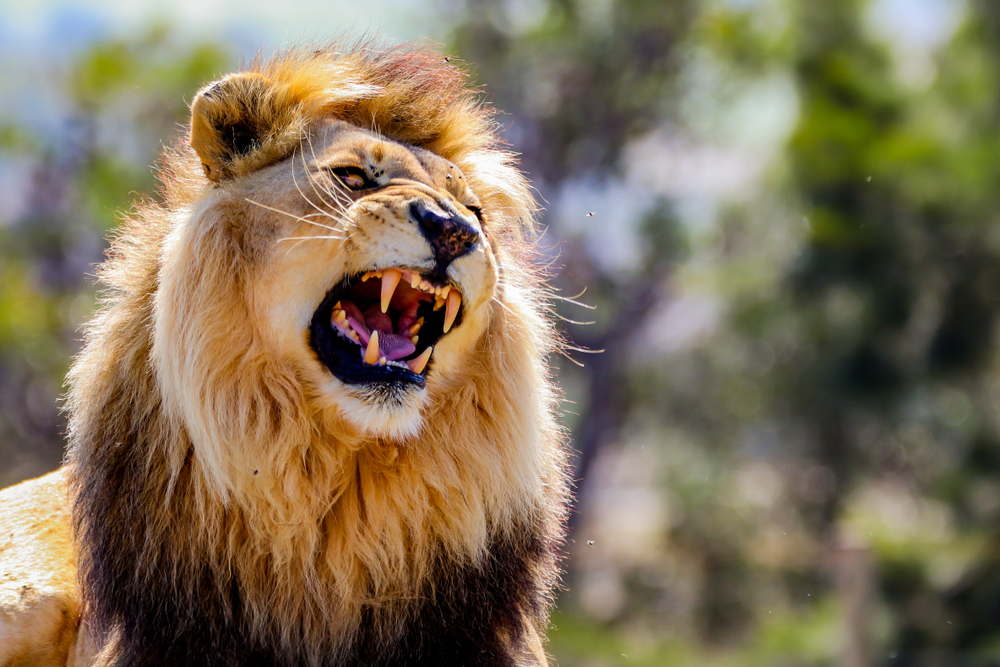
443,291,461,333
364,331,380,365
408,346,432,374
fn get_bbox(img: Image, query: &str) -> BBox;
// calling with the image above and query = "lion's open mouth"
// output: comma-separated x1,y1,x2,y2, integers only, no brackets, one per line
310,268,463,388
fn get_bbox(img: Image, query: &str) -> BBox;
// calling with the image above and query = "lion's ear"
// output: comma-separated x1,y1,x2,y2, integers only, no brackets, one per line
190,73,308,182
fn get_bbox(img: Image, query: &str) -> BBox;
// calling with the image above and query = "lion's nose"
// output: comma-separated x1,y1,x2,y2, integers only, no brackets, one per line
410,200,481,268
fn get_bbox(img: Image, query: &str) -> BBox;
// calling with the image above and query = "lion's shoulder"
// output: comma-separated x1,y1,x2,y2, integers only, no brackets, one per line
0,468,84,666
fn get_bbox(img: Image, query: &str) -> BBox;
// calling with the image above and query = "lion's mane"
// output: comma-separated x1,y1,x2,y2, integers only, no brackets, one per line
64,41,568,666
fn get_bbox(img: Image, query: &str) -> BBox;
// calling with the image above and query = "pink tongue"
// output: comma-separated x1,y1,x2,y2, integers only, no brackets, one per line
378,332,416,361
363,306,415,361
341,302,416,362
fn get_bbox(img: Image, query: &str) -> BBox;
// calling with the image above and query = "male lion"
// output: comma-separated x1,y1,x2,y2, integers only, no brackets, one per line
0,42,568,666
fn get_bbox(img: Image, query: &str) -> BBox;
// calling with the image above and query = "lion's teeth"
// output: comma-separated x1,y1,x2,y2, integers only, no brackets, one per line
408,346,432,374
433,296,444,311
409,334,419,345
440,285,451,299
364,331,380,365
410,272,421,288
443,291,461,333
408,318,424,335
361,272,372,282
381,269,401,313
378,356,387,366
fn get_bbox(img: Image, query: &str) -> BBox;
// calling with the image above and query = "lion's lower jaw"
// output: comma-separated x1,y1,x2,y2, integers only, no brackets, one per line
325,378,429,439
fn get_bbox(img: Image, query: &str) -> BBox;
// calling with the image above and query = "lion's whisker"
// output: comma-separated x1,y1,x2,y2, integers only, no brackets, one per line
276,235,345,243
490,294,517,317
302,134,354,212
292,148,346,222
556,348,587,367
245,199,340,233
303,136,350,211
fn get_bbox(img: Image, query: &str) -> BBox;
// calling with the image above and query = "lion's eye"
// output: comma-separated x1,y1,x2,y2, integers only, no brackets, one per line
330,167,373,191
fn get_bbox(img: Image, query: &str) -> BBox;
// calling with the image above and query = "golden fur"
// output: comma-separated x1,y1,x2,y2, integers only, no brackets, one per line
0,41,567,666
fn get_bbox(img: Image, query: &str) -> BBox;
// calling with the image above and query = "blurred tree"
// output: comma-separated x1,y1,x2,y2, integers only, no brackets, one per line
654,0,1000,663
763,0,1000,661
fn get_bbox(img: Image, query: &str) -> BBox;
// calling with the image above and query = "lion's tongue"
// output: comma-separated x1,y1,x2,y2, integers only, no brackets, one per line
342,301,416,361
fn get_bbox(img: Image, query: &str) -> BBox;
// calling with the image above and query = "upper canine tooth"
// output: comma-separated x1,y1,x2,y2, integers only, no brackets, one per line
444,292,462,333
443,291,461,333
364,331,380,365
381,269,401,313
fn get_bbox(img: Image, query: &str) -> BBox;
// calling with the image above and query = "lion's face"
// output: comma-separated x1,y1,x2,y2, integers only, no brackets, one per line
247,121,497,437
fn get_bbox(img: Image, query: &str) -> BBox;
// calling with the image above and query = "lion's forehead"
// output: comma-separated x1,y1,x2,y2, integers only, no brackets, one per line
316,121,473,198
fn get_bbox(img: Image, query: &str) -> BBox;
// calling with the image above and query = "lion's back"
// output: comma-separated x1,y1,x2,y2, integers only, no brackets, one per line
0,469,87,667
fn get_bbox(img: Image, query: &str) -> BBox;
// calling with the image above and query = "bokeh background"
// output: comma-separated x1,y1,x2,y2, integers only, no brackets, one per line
2,0,998,664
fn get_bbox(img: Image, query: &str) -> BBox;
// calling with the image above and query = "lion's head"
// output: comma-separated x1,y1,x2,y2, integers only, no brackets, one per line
66,43,566,664
172,113,500,441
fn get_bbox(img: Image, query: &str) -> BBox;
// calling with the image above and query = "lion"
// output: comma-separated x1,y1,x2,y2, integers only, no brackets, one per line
0,41,569,667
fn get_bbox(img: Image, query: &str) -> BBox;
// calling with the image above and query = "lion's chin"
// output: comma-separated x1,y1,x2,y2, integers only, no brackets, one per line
325,378,429,440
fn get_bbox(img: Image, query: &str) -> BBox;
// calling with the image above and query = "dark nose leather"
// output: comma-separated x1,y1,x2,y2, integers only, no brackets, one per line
410,200,481,268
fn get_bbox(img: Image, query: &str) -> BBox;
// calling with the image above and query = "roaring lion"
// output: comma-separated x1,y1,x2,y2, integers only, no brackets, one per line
0,42,568,666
